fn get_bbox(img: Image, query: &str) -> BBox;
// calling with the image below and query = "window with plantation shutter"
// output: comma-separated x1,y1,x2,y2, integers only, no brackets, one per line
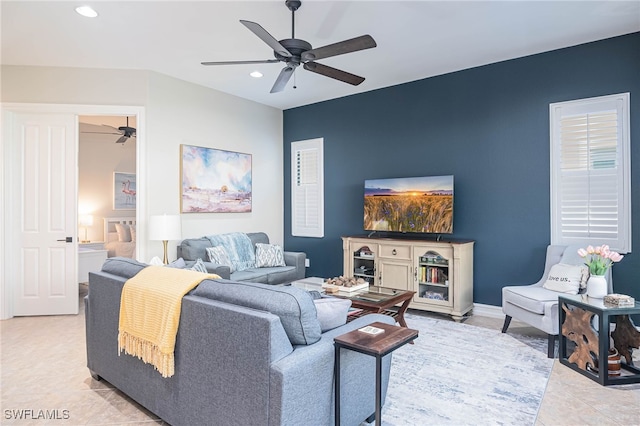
550,93,631,253
291,138,324,238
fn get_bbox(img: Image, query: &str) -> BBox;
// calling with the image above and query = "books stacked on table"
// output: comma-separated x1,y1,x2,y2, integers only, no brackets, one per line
603,293,635,307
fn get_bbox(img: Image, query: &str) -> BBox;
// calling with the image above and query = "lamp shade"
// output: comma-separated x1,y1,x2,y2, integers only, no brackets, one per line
148,214,182,241
78,214,94,227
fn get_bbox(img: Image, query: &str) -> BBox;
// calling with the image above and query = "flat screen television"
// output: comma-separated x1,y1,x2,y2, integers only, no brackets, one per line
364,175,454,234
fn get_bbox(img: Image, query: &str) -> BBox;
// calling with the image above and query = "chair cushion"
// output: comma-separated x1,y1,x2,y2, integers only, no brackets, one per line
502,285,559,314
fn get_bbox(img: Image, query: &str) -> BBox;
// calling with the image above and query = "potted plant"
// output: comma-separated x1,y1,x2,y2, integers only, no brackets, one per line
577,245,624,298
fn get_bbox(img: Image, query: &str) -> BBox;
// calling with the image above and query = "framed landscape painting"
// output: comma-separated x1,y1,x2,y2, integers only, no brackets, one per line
180,144,252,213
113,172,136,210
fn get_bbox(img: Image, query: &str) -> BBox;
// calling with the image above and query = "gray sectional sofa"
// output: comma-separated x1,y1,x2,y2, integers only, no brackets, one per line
177,232,306,284
85,257,395,426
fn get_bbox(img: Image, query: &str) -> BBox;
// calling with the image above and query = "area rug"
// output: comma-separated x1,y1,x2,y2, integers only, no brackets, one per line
379,313,554,426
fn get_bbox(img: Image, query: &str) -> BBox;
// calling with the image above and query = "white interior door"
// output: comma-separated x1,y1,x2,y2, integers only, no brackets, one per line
9,112,78,316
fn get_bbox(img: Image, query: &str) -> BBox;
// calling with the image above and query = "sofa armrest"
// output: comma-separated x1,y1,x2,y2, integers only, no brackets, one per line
283,251,306,280
184,260,231,279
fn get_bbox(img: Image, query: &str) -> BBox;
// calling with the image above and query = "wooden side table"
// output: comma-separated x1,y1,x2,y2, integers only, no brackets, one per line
559,294,640,386
334,321,418,426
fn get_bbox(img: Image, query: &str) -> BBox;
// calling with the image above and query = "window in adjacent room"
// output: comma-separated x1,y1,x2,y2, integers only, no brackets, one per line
550,93,631,253
291,138,324,238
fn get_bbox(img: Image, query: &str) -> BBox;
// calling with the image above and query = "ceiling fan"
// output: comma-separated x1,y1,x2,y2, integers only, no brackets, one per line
201,0,376,93
80,117,137,144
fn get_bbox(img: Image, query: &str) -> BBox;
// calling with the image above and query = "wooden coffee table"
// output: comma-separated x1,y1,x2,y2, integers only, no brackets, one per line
336,286,415,328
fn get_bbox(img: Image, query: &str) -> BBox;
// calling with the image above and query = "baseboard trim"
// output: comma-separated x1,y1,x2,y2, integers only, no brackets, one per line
472,303,504,319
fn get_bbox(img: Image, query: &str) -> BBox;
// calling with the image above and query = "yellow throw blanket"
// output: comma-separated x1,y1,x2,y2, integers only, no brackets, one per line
118,266,219,378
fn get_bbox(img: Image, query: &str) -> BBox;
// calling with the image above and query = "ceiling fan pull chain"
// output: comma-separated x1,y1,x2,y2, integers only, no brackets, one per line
293,69,297,89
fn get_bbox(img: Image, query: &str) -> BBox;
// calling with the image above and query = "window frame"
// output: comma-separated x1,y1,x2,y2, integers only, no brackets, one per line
549,92,631,253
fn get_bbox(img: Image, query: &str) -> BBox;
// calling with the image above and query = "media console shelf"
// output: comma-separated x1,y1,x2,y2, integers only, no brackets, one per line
342,236,474,321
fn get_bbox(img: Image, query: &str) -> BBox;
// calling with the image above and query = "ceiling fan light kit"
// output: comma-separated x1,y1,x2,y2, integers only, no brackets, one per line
201,0,376,93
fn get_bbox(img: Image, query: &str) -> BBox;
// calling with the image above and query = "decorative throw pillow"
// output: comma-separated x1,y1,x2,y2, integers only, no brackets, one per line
166,257,186,269
206,233,256,272
129,224,137,242
255,243,286,268
190,258,208,273
115,223,132,242
206,246,235,273
313,297,352,332
542,263,584,294
559,245,590,289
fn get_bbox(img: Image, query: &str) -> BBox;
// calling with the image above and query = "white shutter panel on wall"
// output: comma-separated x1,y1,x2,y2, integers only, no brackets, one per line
291,138,324,238
550,93,630,253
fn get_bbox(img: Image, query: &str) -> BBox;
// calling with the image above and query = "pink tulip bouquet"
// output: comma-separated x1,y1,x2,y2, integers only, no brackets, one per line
577,245,624,276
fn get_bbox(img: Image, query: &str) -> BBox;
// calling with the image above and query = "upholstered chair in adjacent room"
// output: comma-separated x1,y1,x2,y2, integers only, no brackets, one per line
501,245,612,358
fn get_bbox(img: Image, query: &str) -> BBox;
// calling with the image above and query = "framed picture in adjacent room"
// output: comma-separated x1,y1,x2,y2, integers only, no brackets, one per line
113,172,136,210
180,144,252,213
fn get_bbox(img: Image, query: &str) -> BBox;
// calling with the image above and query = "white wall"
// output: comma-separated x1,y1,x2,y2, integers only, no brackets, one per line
2,65,284,263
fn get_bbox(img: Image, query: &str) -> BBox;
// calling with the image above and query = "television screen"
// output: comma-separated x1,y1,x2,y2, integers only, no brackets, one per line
364,175,453,234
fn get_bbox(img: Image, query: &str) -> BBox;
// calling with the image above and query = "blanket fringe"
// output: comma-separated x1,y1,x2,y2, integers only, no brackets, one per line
118,330,175,378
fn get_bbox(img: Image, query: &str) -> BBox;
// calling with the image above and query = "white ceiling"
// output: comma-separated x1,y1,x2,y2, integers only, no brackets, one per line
2,1,639,110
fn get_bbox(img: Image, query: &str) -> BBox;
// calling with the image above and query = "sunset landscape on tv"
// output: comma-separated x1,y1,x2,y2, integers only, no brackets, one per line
364,175,454,234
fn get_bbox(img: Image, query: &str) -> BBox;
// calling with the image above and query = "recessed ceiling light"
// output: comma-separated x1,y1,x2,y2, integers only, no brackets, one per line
250,71,263,78
75,6,98,18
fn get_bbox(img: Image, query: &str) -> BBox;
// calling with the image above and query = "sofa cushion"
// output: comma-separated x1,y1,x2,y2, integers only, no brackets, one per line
206,233,256,272
193,279,322,345
230,269,269,283
180,238,213,261
167,257,186,269
255,243,286,268
206,246,235,273
502,285,559,314
101,257,147,279
313,297,352,332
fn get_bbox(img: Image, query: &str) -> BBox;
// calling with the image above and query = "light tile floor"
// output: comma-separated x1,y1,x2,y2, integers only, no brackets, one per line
1,285,639,425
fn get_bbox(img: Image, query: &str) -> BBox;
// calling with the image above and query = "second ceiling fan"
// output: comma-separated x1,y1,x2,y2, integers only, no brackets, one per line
201,0,376,93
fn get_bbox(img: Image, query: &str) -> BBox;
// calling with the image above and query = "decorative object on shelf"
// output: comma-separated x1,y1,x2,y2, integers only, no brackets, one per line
607,348,621,377
149,214,182,264
323,276,369,293
78,214,94,243
180,144,252,213
577,244,624,298
113,172,136,210
611,314,640,365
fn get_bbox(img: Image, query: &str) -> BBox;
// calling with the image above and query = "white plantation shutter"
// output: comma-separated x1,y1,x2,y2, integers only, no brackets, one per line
550,93,630,253
291,138,324,237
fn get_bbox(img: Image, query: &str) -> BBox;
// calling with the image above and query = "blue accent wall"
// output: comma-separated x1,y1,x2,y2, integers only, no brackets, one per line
283,33,640,306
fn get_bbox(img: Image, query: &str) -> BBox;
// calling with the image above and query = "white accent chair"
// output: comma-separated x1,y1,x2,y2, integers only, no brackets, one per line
501,245,612,358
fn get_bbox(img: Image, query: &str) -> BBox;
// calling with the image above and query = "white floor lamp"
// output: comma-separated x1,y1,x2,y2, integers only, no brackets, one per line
149,214,182,264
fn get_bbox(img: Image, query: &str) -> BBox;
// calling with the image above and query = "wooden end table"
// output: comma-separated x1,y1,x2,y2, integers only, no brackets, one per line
334,321,418,426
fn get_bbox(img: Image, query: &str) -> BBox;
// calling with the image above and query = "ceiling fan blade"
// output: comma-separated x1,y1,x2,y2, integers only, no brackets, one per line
303,62,365,86
301,35,376,61
240,20,292,58
81,131,121,135
115,135,128,144
270,66,295,93
201,59,280,66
